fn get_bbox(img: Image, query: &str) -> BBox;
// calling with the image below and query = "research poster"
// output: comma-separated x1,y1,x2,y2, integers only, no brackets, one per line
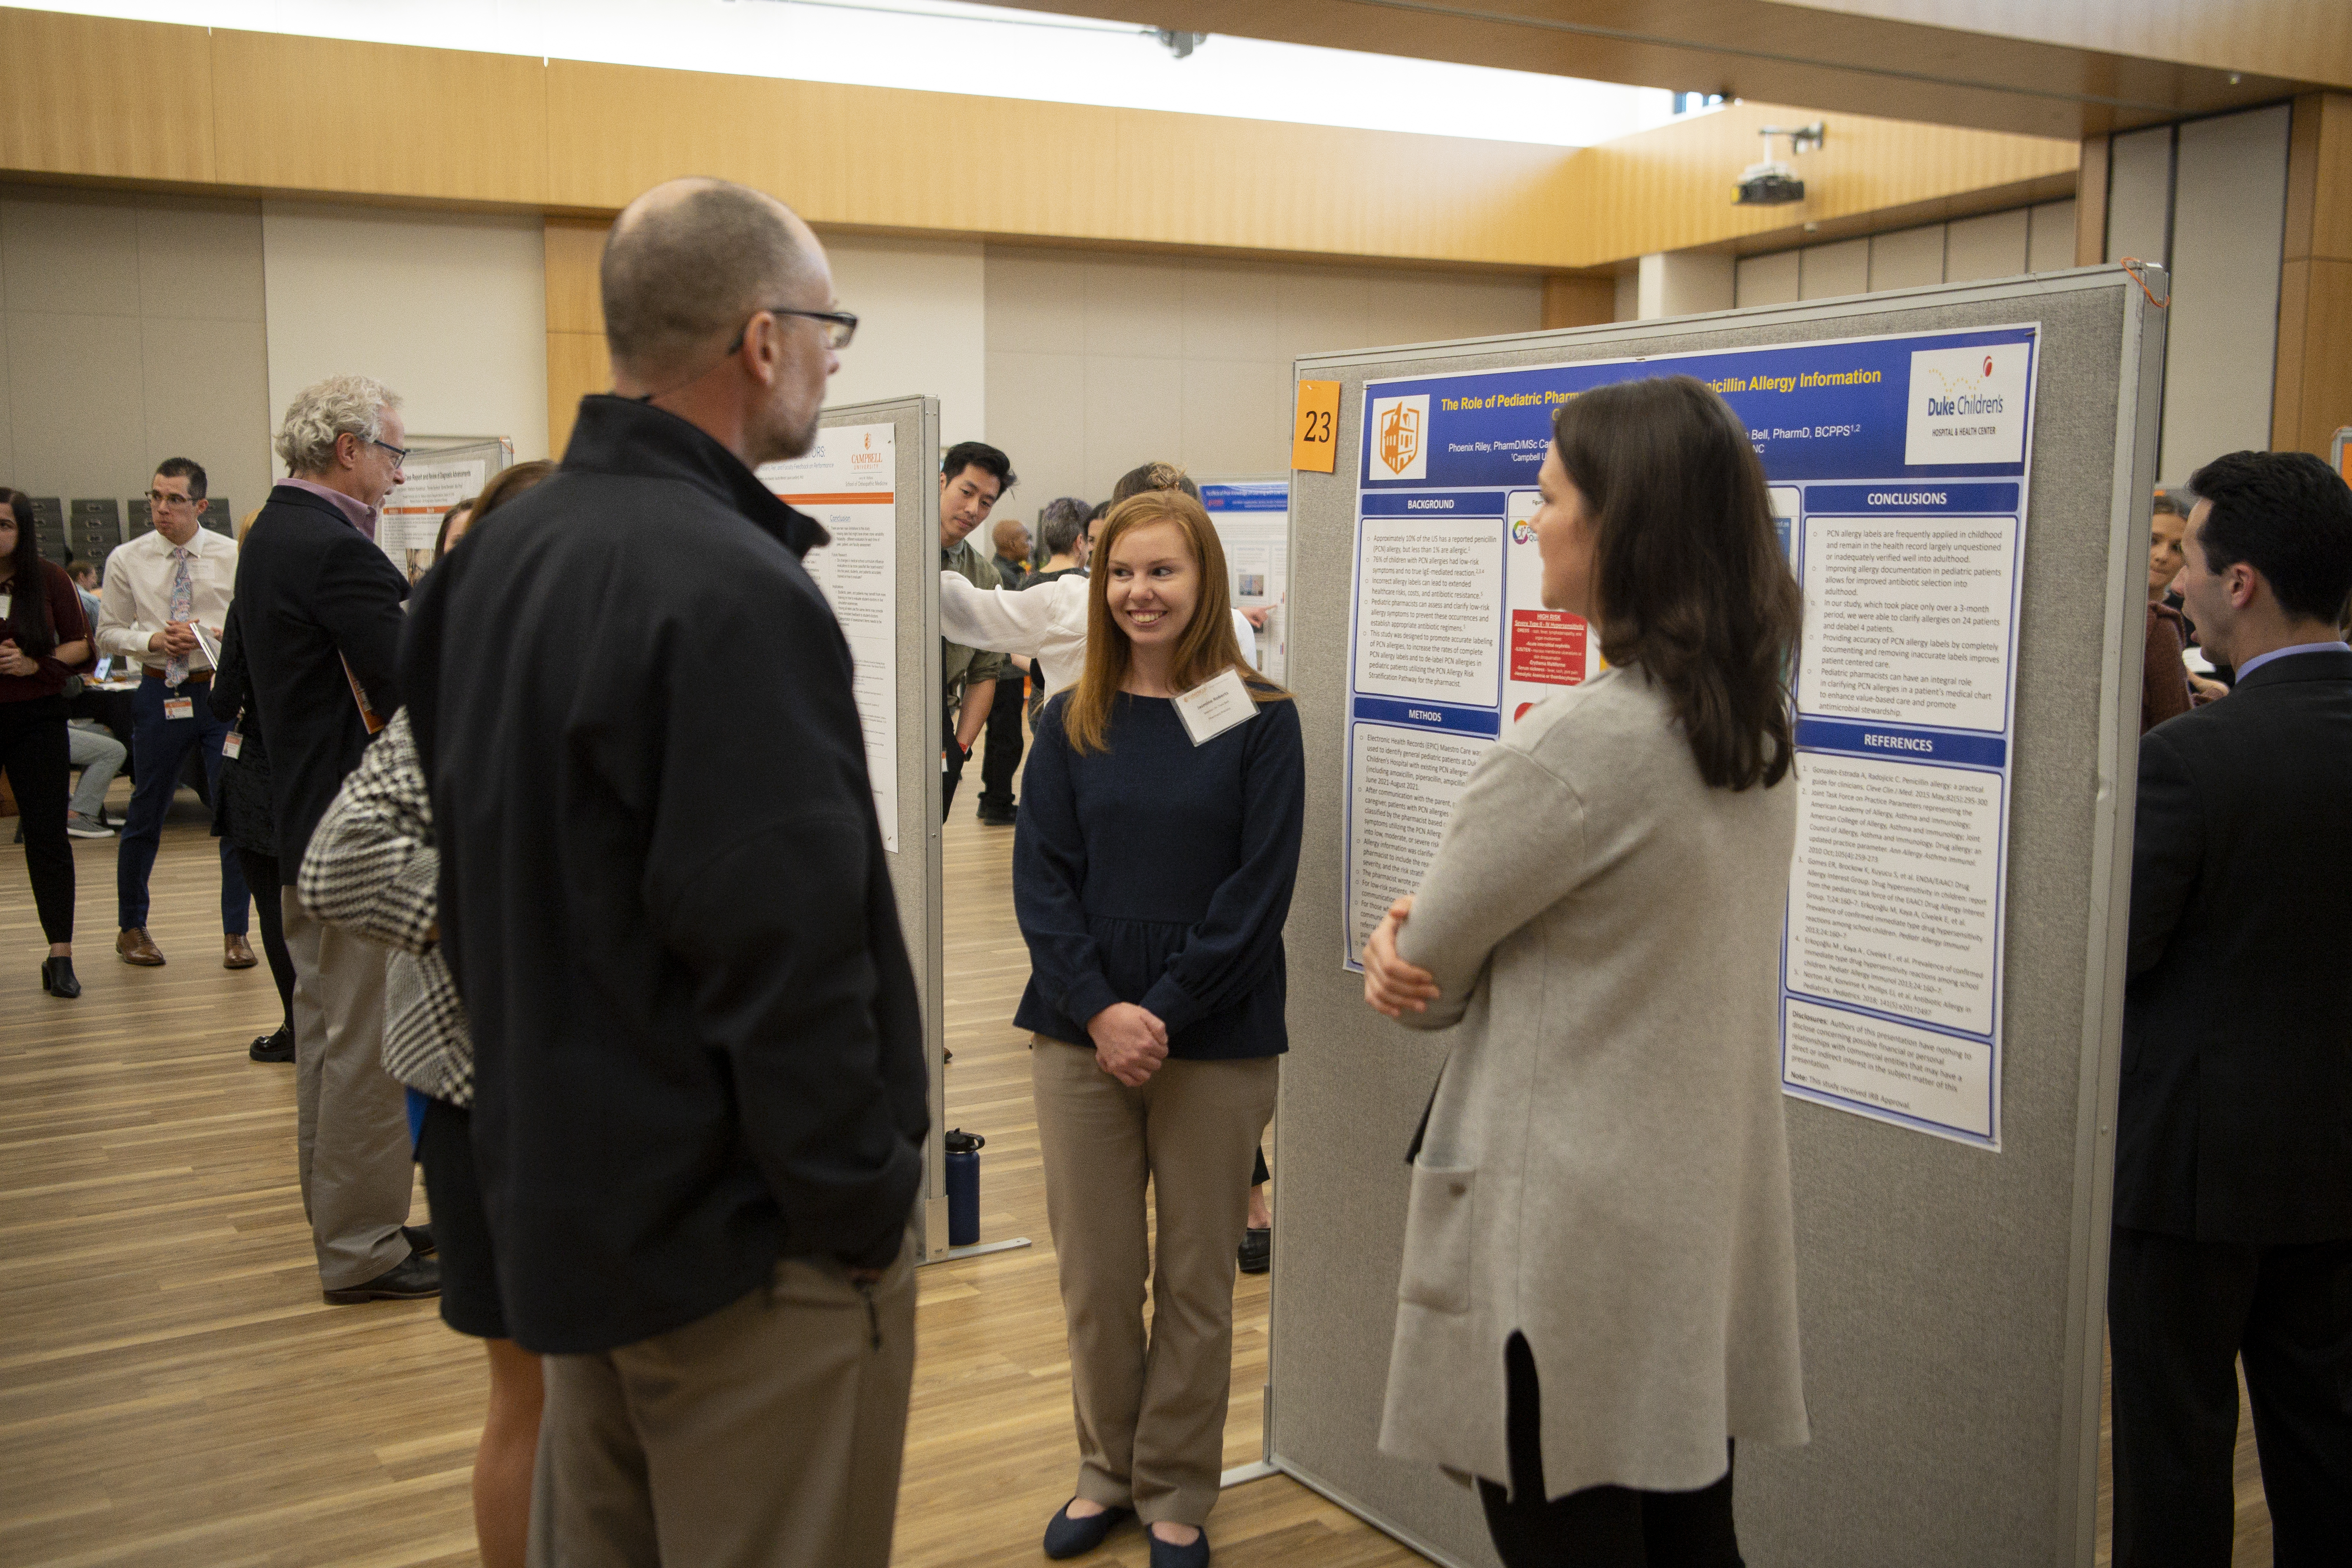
1341,326,2039,1148
758,422,902,852
1202,480,1288,683
376,443,502,585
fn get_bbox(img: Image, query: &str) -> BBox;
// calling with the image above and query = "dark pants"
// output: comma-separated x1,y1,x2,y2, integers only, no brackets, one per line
1,696,75,944
977,669,1024,813
2107,1225,2352,1568
942,708,968,822
238,847,296,1034
116,674,247,934
1478,1333,1743,1568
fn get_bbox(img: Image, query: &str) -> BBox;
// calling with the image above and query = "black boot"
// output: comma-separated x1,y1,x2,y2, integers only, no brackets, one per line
40,955,81,999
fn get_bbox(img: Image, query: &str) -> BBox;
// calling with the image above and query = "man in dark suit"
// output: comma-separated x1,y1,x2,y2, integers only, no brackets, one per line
2110,448,2352,1567
236,374,435,1304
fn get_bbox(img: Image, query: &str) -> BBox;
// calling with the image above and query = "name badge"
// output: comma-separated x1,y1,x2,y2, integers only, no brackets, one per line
222,729,243,759
1172,666,1258,746
163,696,195,722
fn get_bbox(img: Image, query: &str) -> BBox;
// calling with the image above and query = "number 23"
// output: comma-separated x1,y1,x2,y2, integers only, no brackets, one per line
1298,408,1333,443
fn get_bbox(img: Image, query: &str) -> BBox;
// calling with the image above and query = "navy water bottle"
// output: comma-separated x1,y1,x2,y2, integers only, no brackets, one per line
945,1129,985,1247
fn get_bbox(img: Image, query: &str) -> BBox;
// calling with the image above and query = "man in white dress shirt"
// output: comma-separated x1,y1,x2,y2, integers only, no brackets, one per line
96,457,253,969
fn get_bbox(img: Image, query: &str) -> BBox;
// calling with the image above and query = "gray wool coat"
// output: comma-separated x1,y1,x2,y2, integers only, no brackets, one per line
1379,664,1810,1498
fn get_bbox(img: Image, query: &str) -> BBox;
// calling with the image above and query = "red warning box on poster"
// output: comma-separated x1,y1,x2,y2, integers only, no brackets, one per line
1510,610,1587,685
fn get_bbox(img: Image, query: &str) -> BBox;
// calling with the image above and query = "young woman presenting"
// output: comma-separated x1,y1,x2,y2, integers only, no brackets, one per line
1362,376,1811,1568
1014,487,1304,1568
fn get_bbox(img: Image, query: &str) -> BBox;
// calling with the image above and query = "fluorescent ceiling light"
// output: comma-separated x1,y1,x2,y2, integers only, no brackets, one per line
26,0,1674,146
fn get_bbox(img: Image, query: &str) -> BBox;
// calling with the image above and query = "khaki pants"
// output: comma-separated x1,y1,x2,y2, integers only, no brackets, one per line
1032,1036,1279,1527
528,1234,918,1568
281,889,414,1290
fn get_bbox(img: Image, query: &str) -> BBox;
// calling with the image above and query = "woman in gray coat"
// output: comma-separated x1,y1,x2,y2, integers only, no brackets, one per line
1362,375,1810,1567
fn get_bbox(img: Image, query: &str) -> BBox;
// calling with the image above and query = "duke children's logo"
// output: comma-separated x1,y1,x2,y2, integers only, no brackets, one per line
1904,342,2029,466
1511,517,1536,544
1368,394,1429,481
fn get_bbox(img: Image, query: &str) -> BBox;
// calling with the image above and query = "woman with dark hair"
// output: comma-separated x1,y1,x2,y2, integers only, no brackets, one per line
299,457,553,1568
0,487,96,997
1017,487,1304,1568
1361,376,1811,1568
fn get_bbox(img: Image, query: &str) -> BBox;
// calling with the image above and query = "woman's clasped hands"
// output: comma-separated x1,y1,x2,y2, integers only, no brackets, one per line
1361,895,1441,1018
1087,1001,1169,1086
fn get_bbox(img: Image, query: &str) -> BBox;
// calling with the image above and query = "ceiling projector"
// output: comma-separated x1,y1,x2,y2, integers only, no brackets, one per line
1735,122,1825,206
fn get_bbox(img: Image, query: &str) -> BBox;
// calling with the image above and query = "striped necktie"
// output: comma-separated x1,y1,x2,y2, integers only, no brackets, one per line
164,546,193,686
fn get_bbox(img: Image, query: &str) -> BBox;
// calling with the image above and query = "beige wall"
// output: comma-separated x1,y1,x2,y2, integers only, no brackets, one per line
822,237,986,452
1734,198,2078,306
983,248,1541,509
261,203,550,466
0,183,271,534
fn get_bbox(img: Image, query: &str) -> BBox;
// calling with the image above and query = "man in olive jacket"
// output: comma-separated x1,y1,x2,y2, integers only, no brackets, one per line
402,180,926,1568
2110,449,2352,1568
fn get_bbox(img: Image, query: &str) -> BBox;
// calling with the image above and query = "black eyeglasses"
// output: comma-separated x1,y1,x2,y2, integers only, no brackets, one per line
144,490,197,508
371,438,411,464
729,306,858,353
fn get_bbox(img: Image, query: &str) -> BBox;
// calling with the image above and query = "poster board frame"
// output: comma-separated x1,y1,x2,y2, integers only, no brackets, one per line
802,396,948,1260
1265,267,2164,1568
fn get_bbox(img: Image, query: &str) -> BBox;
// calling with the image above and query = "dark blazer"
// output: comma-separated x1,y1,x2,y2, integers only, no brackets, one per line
230,485,408,885
206,602,279,860
2116,646,2352,1243
401,395,927,1356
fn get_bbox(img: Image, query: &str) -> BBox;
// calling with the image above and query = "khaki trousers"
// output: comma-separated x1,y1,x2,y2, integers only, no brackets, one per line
527,1234,918,1568
1031,1037,1279,1527
281,889,414,1290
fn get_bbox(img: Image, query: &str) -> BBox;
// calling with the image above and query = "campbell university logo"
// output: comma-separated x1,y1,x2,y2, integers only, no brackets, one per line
1368,394,1430,480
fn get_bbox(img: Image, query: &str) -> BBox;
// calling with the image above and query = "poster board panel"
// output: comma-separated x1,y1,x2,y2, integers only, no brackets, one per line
1270,270,2160,1568
758,397,946,1258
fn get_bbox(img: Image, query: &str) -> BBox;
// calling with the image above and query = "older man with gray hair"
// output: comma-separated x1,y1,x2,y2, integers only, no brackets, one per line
235,373,436,1304
403,179,926,1568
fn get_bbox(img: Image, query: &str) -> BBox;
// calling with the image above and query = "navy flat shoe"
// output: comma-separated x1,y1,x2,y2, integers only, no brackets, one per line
1043,1500,1130,1560
1148,1527,1211,1568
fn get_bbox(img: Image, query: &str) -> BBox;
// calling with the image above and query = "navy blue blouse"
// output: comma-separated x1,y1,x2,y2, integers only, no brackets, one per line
1013,687,1305,1060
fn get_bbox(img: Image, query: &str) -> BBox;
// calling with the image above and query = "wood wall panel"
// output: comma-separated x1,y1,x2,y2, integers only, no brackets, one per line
545,331,611,459
1782,1,2352,92
1015,0,2322,139
544,219,607,335
1542,273,1619,328
2273,94,2352,456
210,31,547,203
1555,99,2079,264
0,11,215,183
0,10,2076,271
2074,136,2110,267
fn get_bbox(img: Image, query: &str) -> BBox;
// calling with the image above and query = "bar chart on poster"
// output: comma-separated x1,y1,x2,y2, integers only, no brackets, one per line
1339,325,2039,1148
760,422,902,852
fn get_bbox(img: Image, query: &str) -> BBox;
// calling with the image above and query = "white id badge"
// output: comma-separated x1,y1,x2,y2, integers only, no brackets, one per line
163,696,195,722
1172,666,1257,746
222,729,243,759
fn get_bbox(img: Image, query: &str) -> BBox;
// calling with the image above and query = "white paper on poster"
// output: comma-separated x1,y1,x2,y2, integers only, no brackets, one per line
376,456,488,585
757,422,900,852
1351,516,1503,707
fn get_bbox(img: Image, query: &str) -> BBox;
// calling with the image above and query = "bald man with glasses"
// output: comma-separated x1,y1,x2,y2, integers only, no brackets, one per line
95,457,253,969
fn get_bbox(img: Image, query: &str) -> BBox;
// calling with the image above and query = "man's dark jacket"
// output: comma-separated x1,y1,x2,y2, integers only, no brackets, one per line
232,485,408,884
401,395,927,1355
2117,646,2352,1243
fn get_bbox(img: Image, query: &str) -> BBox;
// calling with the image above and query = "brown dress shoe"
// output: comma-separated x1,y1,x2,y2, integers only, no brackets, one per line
224,934,257,970
116,928,165,966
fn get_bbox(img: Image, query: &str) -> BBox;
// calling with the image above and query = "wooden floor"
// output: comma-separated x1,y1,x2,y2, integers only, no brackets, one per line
0,786,2276,1565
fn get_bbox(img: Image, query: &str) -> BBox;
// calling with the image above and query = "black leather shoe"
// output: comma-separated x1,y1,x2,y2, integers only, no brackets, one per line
1238,1226,1270,1275
248,1025,294,1063
403,1224,436,1258
1043,1500,1130,1560
322,1252,440,1304
40,956,81,999
1148,1527,1211,1568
